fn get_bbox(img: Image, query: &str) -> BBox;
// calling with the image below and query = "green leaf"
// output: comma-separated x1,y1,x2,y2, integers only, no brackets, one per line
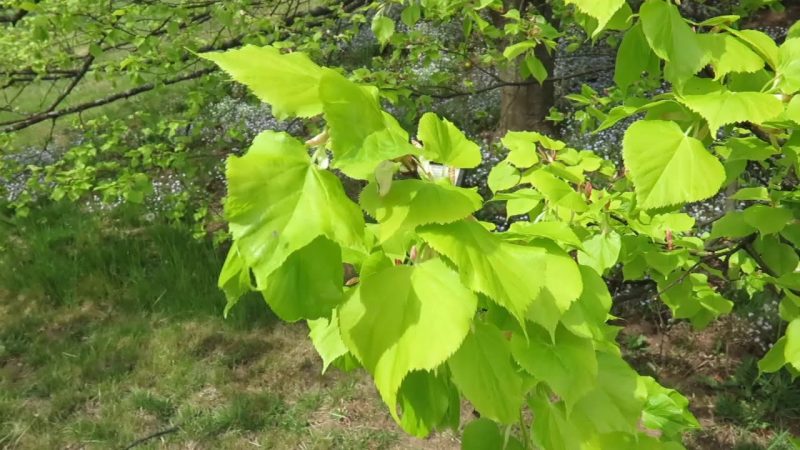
720,136,778,162
730,186,770,201
448,321,525,423
488,160,520,192
522,54,548,84
759,319,800,372
360,179,482,242
572,352,647,434
615,22,659,90
202,45,323,119
678,79,783,136
565,0,625,36
622,120,724,209
338,258,477,419
641,377,699,437
701,34,765,80
577,231,622,275
502,131,541,168
778,38,800,94
525,242,584,337
640,0,709,85
787,96,800,125
418,113,482,168
225,131,364,287
496,189,543,216
560,265,613,340
528,389,586,450
308,309,349,374
463,418,524,450
728,29,779,69
743,205,794,235
525,169,588,212
759,337,789,373
418,220,546,326
343,127,419,180
218,244,252,316
320,69,389,179
658,273,733,329
503,41,536,60
371,15,395,45
753,235,799,276
401,4,421,27
261,237,343,322
506,221,582,247
709,211,756,239
511,324,597,411
396,370,460,437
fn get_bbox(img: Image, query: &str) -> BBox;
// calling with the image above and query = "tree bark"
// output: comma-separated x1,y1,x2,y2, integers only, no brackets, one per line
497,44,556,134
494,0,557,135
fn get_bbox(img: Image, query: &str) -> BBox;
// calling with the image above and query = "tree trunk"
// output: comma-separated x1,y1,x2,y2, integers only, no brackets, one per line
494,0,557,135
496,44,556,134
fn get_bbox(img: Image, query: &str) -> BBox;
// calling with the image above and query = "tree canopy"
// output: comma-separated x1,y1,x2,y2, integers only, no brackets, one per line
3,0,800,448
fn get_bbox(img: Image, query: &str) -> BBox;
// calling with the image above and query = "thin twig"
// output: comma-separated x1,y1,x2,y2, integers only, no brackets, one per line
121,426,179,450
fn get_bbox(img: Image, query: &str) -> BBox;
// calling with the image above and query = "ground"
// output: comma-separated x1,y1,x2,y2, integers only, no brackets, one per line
0,209,797,449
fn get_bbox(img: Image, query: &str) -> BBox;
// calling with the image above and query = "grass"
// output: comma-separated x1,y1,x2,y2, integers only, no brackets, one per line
3,203,799,449
0,203,414,449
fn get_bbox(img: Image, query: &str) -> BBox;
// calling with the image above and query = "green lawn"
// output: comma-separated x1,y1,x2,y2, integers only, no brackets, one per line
0,205,460,449
0,204,796,449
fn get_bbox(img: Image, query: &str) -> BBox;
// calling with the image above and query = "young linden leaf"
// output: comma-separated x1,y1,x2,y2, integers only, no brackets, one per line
496,189,543,217
522,54,548,84
709,211,756,239
340,126,418,180
640,377,700,438
728,29,779,69
701,34,765,80
615,22,660,91
418,220,547,327
448,321,525,424
560,265,613,340
622,120,724,209
218,243,252,316
778,38,800,94
260,236,343,322
307,309,350,374
506,221,582,247
462,418,524,450
639,0,709,85
396,370,460,438
678,79,783,136
528,389,586,450
487,160,520,192
526,241,584,337
511,324,598,412
759,319,800,372
319,69,388,178
503,41,536,60
742,205,794,235
371,15,395,45
659,272,733,329
201,45,323,119
524,169,588,212
577,231,622,275
417,113,482,168
753,235,800,277
565,0,625,37
360,179,483,242
225,131,365,287
338,258,477,423
501,131,540,168
571,352,648,435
